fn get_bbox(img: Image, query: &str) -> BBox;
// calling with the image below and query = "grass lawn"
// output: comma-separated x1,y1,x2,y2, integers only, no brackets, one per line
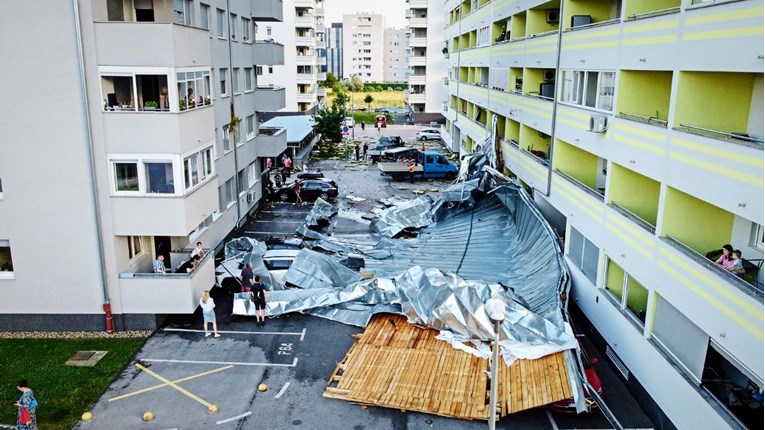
326,89,406,110
0,338,146,430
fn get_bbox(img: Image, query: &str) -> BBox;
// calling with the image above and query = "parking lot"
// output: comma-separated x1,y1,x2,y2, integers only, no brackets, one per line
77,134,655,429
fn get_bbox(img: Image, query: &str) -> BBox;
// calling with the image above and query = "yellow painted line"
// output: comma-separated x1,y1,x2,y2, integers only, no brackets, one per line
109,365,233,402
685,6,764,26
613,134,666,156
563,40,619,50
606,211,655,247
671,137,763,168
623,20,678,34
135,363,217,411
613,122,666,142
622,34,677,46
518,156,549,184
563,28,619,41
658,261,763,340
669,152,763,187
684,25,763,41
555,175,604,214
552,182,604,223
605,222,653,260
659,248,763,321
523,105,552,119
557,107,589,121
557,116,581,129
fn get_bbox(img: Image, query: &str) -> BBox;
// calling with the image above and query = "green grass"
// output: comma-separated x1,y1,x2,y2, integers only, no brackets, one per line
327,89,406,110
0,338,146,430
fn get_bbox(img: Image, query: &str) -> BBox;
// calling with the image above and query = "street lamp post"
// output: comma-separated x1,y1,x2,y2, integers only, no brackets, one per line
485,298,506,430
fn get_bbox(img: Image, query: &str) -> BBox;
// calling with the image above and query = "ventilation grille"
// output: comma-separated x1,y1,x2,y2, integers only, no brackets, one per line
606,345,630,380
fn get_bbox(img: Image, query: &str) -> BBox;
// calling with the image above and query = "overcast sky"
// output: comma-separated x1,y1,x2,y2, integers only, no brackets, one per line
322,0,408,29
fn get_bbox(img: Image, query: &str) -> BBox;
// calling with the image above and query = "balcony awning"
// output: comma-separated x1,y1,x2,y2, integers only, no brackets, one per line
261,115,315,144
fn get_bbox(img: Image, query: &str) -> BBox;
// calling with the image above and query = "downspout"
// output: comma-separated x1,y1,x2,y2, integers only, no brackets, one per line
227,0,242,227
72,0,113,333
544,1,565,197
454,6,462,153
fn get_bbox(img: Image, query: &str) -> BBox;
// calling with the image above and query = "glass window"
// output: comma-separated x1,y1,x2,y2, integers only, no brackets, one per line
128,236,143,259
225,178,235,204
233,68,240,94
216,8,225,38
256,66,263,76
0,240,14,274
145,162,174,194
652,295,709,384
568,227,599,284
173,0,192,25
242,17,251,41
184,153,199,189
230,13,237,40
266,26,272,36
626,276,648,323
246,115,254,139
604,259,625,302
177,70,211,110
248,163,257,187
202,147,214,178
237,169,246,194
222,125,231,151
219,68,228,96
200,3,209,30
751,223,764,251
114,162,139,192
244,68,253,91
560,69,614,112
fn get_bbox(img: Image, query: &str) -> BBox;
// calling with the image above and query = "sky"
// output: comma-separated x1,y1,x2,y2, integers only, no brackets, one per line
322,0,408,29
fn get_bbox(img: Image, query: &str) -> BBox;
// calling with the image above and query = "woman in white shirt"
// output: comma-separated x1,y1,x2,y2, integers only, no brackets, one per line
200,290,220,337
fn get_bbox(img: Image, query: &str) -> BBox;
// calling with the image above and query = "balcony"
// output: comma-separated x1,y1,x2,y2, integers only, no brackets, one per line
111,176,218,237
94,22,210,67
294,0,314,8
316,56,326,66
408,0,428,7
409,74,426,85
296,73,316,84
118,252,215,314
552,139,607,200
408,17,428,28
295,36,316,47
409,37,427,47
252,0,284,22
253,41,285,66
253,85,286,111
254,127,288,157
294,15,315,28
409,56,427,66
316,71,327,81
296,54,317,66
297,92,316,103
407,92,426,105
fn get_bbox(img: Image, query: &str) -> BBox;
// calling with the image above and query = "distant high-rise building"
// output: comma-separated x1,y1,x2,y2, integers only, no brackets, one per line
405,0,446,114
326,23,343,80
383,28,407,83
342,13,384,82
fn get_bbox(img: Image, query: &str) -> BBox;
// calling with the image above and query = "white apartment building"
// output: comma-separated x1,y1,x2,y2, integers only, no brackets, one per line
443,0,763,429
405,0,447,113
383,28,408,83
0,0,288,331
342,13,384,82
258,0,326,112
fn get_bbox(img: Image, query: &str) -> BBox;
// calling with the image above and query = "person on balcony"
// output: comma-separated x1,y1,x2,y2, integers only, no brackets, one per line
189,242,204,260
714,244,735,269
176,254,201,274
187,87,196,108
726,250,746,276
153,255,167,275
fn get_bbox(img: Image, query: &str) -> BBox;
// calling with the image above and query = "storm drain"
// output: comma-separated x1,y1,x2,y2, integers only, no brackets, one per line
65,351,108,367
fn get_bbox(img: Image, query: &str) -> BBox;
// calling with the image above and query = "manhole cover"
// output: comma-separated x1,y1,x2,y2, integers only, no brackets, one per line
65,351,108,367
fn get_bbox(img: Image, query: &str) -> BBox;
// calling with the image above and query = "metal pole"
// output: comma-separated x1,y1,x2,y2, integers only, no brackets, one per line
351,87,355,140
489,318,500,429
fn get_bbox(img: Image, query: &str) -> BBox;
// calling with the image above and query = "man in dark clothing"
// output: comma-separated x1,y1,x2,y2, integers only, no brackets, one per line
239,262,254,292
176,255,201,273
363,142,368,160
250,276,268,326
354,144,360,160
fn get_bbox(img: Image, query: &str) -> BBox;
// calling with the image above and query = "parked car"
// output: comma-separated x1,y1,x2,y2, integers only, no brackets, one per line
344,117,355,128
380,146,421,162
367,136,405,162
374,115,388,128
275,180,338,202
416,128,441,141
296,170,325,180
378,151,459,181
547,340,603,413
262,249,301,286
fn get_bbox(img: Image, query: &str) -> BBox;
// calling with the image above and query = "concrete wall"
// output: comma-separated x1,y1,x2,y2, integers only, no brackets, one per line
342,13,385,82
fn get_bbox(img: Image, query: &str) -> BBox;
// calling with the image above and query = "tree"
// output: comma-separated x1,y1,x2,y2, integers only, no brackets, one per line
364,94,374,111
323,71,338,88
312,91,347,147
351,75,364,92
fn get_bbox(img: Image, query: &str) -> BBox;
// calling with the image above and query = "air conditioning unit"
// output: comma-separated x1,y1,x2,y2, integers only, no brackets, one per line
546,10,560,24
246,192,255,203
589,115,608,133
543,69,556,82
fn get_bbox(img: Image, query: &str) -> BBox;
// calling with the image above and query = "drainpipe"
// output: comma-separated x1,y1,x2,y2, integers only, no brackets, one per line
227,0,242,227
454,7,462,154
72,0,113,334
544,1,566,197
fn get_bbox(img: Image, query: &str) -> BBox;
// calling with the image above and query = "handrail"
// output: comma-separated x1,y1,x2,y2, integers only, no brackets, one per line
618,112,668,128
120,249,213,279
661,235,763,300
565,18,621,32
676,124,764,147
555,170,603,200
626,6,680,21
528,29,558,38
607,202,656,234
523,149,550,166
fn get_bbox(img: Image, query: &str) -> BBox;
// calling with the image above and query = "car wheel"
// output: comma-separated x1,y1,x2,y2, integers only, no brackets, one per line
320,192,329,200
445,171,455,180
279,193,289,202
419,136,427,141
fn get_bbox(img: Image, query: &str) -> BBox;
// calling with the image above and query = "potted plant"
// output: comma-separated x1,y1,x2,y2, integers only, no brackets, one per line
204,96,212,106
144,100,159,111
179,99,187,111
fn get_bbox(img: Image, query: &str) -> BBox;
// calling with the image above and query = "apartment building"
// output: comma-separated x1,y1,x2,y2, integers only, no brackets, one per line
383,28,408,83
258,0,326,112
0,0,287,331
342,13,384,82
443,0,764,428
326,22,343,79
405,0,447,113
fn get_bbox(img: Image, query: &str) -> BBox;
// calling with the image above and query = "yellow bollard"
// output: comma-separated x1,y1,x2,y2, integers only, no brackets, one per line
142,411,154,422
208,404,219,414
258,384,268,392
81,412,93,422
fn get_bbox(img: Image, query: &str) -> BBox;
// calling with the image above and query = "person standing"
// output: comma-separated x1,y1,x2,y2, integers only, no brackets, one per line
361,122,365,132
239,262,254,292
200,290,220,337
153,255,167,275
354,144,360,160
408,162,416,184
294,181,303,206
363,142,368,160
15,379,38,430
266,181,276,209
250,276,268,326
284,156,293,177
266,157,273,170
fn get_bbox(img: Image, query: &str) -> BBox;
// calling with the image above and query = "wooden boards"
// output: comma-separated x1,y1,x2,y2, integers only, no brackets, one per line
324,314,575,420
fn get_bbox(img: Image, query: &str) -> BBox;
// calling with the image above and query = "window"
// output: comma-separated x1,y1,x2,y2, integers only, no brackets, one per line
183,146,214,190
477,26,490,47
173,0,192,25
219,68,228,96
247,162,258,188
235,120,244,145
652,295,709,384
202,147,213,178
230,13,237,40
560,70,615,111
0,178,3,199
244,67,253,91
256,66,263,76
266,26,272,36
177,70,211,110
568,226,599,284
145,162,174,194
128,236,144,260
0,240,14,277
237,169,246,194
242,17,251,42
216,8,225,38
603,258,648,325
751,223,764,251
225,178,235,206
246,114,255,139
114,162,139,192
268,67,273,74
232,68,240,94
200,3,209,30
222,124,231,152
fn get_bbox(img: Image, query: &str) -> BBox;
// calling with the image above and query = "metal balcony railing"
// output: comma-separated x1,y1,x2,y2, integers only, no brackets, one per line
675,124,764,148
555,170,604,201
618,112,668,128
607,202,656,234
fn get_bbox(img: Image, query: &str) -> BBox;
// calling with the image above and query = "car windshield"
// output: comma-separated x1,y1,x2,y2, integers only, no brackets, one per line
264,259,293,270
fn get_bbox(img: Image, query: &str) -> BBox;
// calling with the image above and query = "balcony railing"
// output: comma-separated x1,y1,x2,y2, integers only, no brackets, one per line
618,112,668,128
555,169,604,201
625,6,680,21
524,149,550,166
607,202,656,234
661,235,764,300
675,124,764,149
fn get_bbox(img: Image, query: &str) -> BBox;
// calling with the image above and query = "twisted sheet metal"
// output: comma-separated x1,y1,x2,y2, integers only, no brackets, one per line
369,196,434,237
304,197,337,229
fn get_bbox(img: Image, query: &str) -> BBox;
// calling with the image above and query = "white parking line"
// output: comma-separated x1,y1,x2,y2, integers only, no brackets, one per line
141,357,298,367
164,327,306,339
216,411,252,425
274,382,291,399
545,410,560,430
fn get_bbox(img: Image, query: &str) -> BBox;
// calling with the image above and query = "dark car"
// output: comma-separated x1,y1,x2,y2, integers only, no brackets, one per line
296,170,325,180
368,136,405,162
275,180,338,202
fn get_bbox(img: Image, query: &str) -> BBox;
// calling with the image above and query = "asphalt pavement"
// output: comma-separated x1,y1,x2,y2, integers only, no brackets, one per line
77,132,656,429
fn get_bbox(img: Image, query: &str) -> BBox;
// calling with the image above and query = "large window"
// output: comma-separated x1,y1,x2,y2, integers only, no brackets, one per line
477,26,490,47
560,70,615,111
230,13,238,40
183,146,214,190
247,162,258,188
242,17,251,42
232,68,240,94
216,8,225,38
652,295,709,384
145,162,174,194
219,68,228,96
127,236,144,260
114,162,139,191
246,115,255,139
603,258,649,325
0,240,14,277
244,67,253,92
225,178,235,205
237,169,247,194
177,70,211,110
199,3,209,30
173,0,193,26
222,125,231,152
568,226,599,284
